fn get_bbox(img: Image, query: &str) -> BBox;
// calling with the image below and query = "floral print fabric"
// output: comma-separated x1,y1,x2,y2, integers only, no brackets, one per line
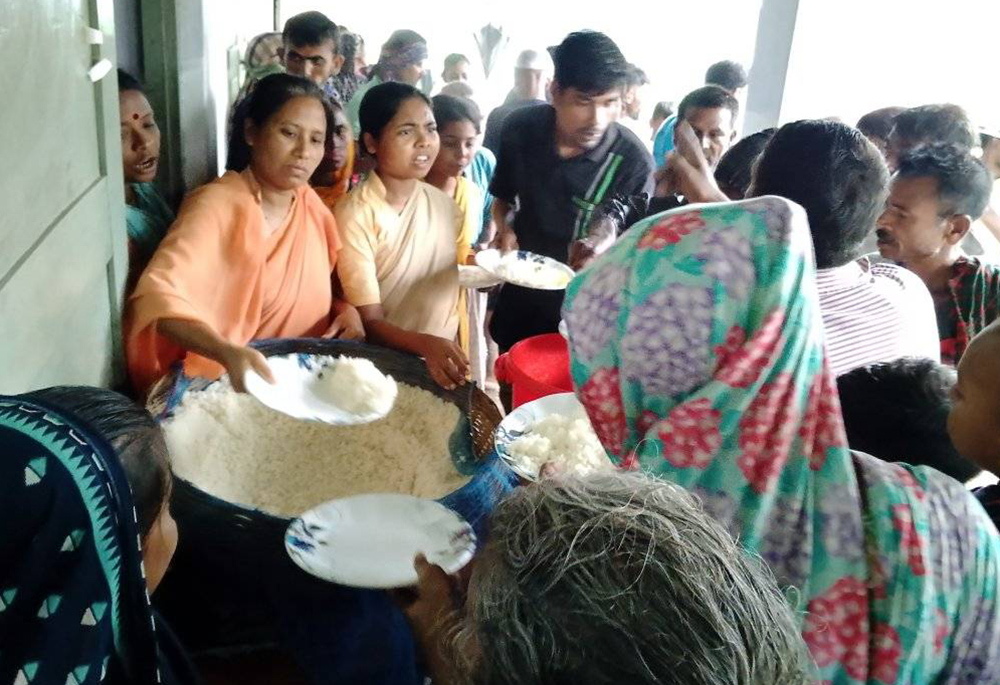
563,196,1000,684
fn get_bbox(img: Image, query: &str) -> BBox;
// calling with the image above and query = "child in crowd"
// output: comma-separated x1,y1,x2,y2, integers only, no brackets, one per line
118,69,174,295
441,53,470,84
310,99,355,212
335,83,471,390
426,94,490,386
837,358,980,482
426,95,484,232
948,321,1000,526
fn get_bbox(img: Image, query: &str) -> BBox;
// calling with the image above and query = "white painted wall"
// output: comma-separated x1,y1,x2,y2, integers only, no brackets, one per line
781,0,1000,128
169,0,274,190
201,0,275,175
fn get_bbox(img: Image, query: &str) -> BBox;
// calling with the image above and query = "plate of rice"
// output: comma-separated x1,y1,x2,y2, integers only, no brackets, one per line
475,249,575,290
244,354,398,425
285,493,477,589
495,392,614,481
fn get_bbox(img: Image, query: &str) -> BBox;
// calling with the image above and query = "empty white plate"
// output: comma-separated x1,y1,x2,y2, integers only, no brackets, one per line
243,354,397,426
285,494,477,588
475,249,575,291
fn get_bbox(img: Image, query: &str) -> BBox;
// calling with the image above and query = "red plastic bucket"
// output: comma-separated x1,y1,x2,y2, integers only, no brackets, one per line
494,333,573,408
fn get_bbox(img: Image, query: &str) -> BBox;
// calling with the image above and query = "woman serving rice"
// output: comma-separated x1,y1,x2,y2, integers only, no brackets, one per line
125,74,363,397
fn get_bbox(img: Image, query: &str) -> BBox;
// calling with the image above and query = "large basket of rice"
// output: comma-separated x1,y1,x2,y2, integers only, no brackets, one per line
149,338,514,683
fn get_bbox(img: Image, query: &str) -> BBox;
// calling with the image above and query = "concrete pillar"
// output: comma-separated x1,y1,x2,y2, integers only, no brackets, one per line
743,0,800,133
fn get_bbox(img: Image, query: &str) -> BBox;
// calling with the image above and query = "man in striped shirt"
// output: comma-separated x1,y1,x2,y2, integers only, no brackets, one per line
666,118,940,376
751,120,940,375
488,31,654,352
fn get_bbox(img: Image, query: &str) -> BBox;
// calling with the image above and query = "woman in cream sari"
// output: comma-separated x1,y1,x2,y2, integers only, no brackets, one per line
336,82,471,389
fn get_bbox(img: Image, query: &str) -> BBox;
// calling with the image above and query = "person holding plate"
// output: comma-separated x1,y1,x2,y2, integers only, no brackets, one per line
487,31,653,355
335,82,473,390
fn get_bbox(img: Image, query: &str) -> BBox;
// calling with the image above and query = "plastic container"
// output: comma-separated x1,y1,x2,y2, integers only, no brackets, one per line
494,333,573,408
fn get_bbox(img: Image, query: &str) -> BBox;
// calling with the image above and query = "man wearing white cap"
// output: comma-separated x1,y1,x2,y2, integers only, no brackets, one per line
482,49,552,153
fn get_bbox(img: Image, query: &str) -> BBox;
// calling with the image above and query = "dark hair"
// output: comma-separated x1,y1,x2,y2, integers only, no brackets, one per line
714,128,777,200
553,31,629,95
856,106,905,144
704,60,747,93
359,81,432,140
892,104,977,151
282,10,337,50
22,386,171,539
117,68,144,94
677,85,740,126
432,94,482,134
338,31,360,63
837,359,981,483
895,143,993,219
226,73,335,172
625,64,649,88
751,119,888,268
444,53,469,70
383,29,426,52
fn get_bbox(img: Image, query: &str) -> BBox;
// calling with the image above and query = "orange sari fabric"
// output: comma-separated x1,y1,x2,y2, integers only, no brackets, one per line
125,169,342,396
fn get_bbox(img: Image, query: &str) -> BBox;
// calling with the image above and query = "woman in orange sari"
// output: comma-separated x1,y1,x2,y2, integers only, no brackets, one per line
125,74,363,397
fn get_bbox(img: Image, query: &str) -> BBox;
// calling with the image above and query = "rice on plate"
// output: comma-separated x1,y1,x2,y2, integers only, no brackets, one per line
507,413,613,477
497,393,614,479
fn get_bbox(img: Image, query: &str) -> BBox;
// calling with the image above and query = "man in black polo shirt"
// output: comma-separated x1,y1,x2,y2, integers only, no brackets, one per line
488,31,654,352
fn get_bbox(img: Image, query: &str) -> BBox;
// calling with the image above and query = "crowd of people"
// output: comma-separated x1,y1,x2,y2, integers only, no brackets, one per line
4,7,1000,685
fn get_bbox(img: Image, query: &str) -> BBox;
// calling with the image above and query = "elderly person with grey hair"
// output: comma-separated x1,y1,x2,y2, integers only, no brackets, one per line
396,472,814,684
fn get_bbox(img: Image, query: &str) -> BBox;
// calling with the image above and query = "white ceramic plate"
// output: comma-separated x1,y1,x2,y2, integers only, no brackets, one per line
558,319,569,340
285,494,477,588
475,249,575,291
494,392,589,481
458,264,503,289
243,354,397,426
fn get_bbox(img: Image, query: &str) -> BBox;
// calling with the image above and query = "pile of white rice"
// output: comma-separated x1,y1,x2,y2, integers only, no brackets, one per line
314,356,397,416
507,414,613,477
498,256,572,288
164,381,469,517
